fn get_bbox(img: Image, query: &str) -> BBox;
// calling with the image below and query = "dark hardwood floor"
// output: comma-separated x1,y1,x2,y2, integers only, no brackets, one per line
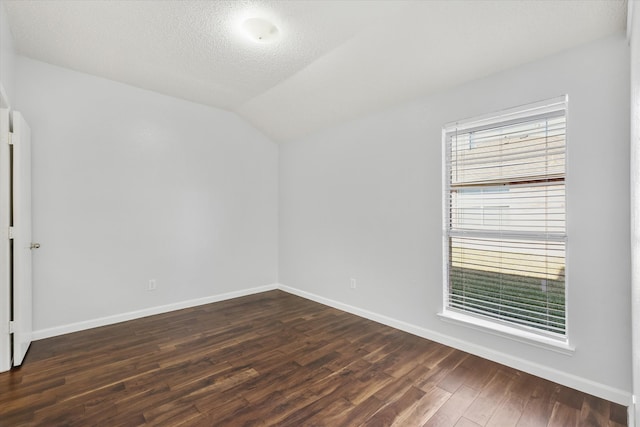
0,290,628,426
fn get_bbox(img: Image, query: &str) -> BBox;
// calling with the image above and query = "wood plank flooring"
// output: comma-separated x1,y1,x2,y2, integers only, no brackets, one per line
0,290,628,426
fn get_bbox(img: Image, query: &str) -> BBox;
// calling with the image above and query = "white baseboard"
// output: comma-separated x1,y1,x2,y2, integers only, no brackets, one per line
277,284,632,409
30,282,633,414
31,284,278,341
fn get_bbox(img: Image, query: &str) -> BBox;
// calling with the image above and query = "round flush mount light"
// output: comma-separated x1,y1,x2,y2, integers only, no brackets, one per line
241,17,280,43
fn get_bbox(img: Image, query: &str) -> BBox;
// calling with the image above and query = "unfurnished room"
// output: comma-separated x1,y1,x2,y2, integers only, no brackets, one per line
0,0,639,426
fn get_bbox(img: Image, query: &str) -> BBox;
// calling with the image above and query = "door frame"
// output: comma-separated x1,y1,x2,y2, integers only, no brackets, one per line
0,83,11,372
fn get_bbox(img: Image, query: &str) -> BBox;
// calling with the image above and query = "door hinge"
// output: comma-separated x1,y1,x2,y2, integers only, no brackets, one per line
7,132,13,145
8,226,14,239
8,321,14,334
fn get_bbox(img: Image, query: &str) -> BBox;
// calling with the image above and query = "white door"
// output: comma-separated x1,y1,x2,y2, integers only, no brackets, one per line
11,111,33,366
0,106,10,372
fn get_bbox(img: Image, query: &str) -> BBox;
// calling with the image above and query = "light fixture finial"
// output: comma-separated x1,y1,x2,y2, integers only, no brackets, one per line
241,17,279,43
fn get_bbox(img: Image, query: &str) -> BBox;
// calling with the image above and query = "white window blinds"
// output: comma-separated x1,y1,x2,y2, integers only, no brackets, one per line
443,96,567,338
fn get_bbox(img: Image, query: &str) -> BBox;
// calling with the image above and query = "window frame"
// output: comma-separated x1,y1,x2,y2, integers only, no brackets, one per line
440,96,573,353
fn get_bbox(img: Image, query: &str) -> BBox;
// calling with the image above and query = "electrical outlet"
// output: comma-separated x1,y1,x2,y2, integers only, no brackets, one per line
147,279,157,291
350,278,357,289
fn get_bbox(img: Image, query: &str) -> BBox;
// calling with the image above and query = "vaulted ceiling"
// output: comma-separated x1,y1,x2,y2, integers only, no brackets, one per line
3,0,628,142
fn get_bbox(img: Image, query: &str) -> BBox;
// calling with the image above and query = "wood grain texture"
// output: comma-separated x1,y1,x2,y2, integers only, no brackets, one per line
0,290,627,426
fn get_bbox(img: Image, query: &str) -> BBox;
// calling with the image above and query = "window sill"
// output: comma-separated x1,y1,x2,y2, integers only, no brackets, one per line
438,309,575,356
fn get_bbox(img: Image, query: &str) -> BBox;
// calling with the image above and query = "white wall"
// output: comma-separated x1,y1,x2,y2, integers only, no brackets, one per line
630,0,640,423
0,1,16,105
14,58,278,333
280,35,632,403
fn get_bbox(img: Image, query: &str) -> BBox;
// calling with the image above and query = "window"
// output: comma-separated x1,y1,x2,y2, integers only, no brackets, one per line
442,96,568,344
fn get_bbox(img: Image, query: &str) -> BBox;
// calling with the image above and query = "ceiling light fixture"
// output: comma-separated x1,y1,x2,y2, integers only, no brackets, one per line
241,17,280,43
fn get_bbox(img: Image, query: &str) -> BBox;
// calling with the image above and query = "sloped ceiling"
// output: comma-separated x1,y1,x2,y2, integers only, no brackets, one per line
3,0,628,142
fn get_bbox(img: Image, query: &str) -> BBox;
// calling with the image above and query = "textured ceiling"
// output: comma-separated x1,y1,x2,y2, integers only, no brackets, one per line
3,0,628,142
